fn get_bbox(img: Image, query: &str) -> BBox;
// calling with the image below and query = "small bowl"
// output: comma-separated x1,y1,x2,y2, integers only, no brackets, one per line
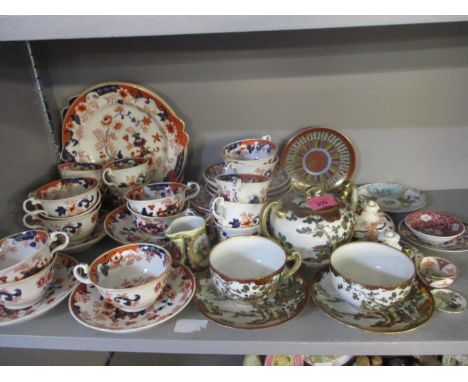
405,211,465,245
417,256,458,289
222,136,277,165
330,242,415,310
213,219,260,241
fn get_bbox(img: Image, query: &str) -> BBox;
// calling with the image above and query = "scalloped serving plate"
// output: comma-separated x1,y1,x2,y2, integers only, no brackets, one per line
61,82,188,182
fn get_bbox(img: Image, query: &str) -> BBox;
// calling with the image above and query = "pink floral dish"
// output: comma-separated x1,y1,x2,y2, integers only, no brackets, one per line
405,211,465,245
264,355,304,366
418,256,458,289
23,177,99,218
0,229,69,284
222,136,277,165
73,243,172,312
126,181,200,217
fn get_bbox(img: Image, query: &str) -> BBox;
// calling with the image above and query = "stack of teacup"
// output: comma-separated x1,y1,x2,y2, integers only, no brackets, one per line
0,229,69,309
211,136,277,241
125,181,201,238
22,177,101,245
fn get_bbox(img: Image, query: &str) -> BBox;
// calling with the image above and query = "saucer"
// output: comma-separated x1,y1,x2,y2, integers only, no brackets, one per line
358,183,426,213
399,221,468,253
311,270,434,333
68,260,195,333
193,273,308,329
431,289,466,313
303,355,353,366
104,205,171,247
63,210,108,253
0,254,79,327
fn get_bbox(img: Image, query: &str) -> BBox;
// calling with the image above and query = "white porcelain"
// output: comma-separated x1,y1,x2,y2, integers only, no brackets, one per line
102,157,149,187
210,236,301,301
125,181,200,217
330,242,415,310
73,243,172,312
222,135,277,165
0,229,69,283
23,177,99,218
224,158,278,178
210,197,264,228
23,199,101,244
353,200,395,241
215,174,270,203
58,162,103,184
214,220,260,241
0,254,56,309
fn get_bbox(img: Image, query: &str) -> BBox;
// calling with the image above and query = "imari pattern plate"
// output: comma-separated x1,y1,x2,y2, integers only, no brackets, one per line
311,270,434,333
104,206,170,247
280,127,356,191
61,82,188,182
194,273,308,329
0,254,79,327
358,183,426,213
399,221,468,253
68,261,195,333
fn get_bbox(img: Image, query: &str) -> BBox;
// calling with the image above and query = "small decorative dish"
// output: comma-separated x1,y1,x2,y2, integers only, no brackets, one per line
431,289,466,313
303,355,353,366
417,256,458,289
264,355,304,366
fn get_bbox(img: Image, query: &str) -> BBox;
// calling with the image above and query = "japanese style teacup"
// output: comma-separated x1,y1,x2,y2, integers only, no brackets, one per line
210,236,301,300
215,174,270,203
222,135,277,165
224,158,278,178
73,243,172,312
126,181,200,217
0,229,69,284
210,197,264,228
102,157,149,188
23,177,99,218
0,254,57,309
330,242,415,310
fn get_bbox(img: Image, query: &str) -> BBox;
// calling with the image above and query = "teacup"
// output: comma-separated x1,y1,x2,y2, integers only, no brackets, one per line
23,197,101,243
210,236,301,300
73,243,172,312
224,158,278,178
0,229,69,283
215,174,270,203
58,162,103,184
214,220,260,241
0,254,56,309
128,203,197,236
102,157,148,188
330,242,415,310
210,197,264,228
165,215,211,271
23,177,99,218
222,135,277,165
126,182,200,217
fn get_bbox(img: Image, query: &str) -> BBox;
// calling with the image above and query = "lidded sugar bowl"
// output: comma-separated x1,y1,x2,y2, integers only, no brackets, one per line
261,181,358,267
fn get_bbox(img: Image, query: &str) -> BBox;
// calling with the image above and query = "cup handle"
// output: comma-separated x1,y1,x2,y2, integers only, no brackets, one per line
224,162,237,175
102,168,117,187
283,251,302,280
22,213,45,229
185,182,201,200
184,208,198,216
49,231,70,255
22,196,46,215
260,201,278,239
210,197,226,226
73,263,92,284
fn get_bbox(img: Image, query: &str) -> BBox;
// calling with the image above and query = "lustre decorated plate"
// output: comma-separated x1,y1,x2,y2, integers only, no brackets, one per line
310,270,434,333
61,82,188,182
280,127,356,191
358,183,426,213
63,210,108,253
104,205,170,247
194,273,308,329
0,254,79,327
431,289,466,313
68,261,195,333
399,221,468,253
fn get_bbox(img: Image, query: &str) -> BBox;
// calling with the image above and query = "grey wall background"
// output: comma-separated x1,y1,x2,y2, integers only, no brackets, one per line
38,23,468,190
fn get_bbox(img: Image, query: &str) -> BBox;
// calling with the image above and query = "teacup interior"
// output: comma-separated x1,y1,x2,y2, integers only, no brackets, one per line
37,178,96,200
0,230,48,269
91,245,170,288
166,216,204,234
107,158,144,170
211,237,285,279
332,242,414,286
224,140,275,161
131,183,184,200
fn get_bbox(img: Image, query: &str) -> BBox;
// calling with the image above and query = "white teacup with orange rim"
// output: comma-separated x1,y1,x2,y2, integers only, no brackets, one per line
102,157,148,188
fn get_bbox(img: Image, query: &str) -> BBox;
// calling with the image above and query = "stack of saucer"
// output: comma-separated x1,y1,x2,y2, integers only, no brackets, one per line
0,229,69,310
22,178,103,248
125,181,200,239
